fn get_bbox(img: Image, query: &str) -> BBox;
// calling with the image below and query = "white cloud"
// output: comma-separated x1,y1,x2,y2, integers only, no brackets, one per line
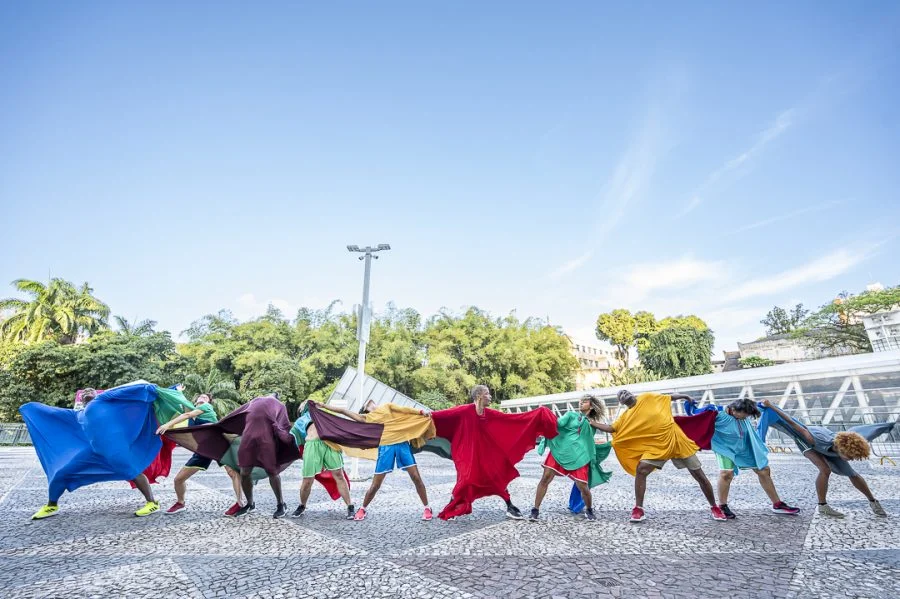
622,257,728,297
725,199,844,235
233,293,321,320
550,251,594,279
683,109,794,214
724,248,871,301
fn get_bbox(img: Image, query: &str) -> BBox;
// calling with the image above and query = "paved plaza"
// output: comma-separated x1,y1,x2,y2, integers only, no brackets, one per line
1,446,899,598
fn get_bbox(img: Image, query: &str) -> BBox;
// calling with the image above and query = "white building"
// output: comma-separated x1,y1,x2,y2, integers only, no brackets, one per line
863,309,900,353
566,336,622,391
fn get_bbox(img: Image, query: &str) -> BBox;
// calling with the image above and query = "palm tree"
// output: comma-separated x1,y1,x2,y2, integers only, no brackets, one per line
183,370,242,416
0,278,110,343
114,316,158,337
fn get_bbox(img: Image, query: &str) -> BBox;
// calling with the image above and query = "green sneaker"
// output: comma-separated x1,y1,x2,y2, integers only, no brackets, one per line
31,504,59,520
135,501,160,517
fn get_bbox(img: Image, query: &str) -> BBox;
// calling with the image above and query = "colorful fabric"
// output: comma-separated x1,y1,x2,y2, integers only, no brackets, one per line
166,396,299,475
536,410,612,488
20,382,165,502
543,452,589,483
611,393,701,476
430,404,558,520
362,404,436,448
711,411,769,474
307,401,435,451
191,403,218,425
301,439,344,478
374,441,416,474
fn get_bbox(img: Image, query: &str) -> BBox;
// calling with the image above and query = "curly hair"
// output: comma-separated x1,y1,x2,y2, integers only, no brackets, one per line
469,385,490,404
833,431,870,461
726,398,761,418
582,394,608,420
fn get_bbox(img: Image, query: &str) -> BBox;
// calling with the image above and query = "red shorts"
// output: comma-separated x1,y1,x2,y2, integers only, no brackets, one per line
543,452,589,483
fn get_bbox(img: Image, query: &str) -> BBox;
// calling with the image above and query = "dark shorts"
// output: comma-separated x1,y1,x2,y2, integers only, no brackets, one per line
184,453,213,470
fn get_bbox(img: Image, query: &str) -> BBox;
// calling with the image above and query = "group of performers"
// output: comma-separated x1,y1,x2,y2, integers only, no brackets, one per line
20,381,893,524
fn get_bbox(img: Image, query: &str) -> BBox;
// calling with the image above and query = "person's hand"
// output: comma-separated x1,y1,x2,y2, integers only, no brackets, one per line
762,399,773,408
420,409,432,418
156,424,169,435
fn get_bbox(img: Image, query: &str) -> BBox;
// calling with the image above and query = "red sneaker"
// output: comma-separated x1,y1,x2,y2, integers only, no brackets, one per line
630,506,646,522
710,505,728,521
353,507,367,521
771,501,800,515
165,502,186,515
223,503,241,517
422,507,433,521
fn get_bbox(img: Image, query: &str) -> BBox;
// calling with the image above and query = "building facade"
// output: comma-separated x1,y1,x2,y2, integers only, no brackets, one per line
863,309,900,353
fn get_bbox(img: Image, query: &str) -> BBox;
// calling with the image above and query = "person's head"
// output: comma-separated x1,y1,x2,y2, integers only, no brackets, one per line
359,399,377,414
469,385,491,406
579,394,607,420
194,394,210,406
725,398,761,420
81,388,98,407
832,432,871,461
297,400,309,418
616,389,636,408
174,383,185,392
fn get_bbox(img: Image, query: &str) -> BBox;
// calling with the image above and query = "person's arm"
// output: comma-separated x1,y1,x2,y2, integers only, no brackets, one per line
326,405,367,423
387,404,430,417
156,409,202,434
761,399,814,445
591,422,615,433
669,393,693,402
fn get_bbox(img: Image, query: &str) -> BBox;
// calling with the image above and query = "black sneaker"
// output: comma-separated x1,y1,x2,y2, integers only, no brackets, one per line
346,504,356,520
719,504,737,519
506,504,524,520
273,503,287,519
528,507,540,522
291,504,305,518
585,508,597,521
234,503,255,517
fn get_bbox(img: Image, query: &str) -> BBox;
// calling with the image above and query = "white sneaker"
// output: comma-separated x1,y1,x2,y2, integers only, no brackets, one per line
871,500,888,517
818,504,845,518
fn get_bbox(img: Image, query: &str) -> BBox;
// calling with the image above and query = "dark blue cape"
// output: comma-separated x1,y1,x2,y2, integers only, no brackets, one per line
20,383,162,501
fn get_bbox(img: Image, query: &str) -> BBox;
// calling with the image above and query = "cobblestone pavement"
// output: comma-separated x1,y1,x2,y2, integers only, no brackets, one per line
1,446,899,598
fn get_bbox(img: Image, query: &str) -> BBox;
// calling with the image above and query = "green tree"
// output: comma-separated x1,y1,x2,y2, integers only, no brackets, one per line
761,304,808,336
600,365,661,386
182,370,241,416
739,356,776,368
114,316,158,337
0,278,110,343
797,286,900,355
639,326,714,379
633,311,658,354
595,309,637,368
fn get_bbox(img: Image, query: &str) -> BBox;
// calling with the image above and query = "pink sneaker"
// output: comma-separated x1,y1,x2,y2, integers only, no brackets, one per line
353,507,367,521
711,505,727,521
630,506,646,522
165,502,186,515
422,507,433,521
223,503,241,517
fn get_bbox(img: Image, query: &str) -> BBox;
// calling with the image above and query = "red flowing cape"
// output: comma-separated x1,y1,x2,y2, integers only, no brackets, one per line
674,411,716,450
431,404,558,520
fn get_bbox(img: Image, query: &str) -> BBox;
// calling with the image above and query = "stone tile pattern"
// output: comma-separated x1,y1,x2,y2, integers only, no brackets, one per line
1,447,899,598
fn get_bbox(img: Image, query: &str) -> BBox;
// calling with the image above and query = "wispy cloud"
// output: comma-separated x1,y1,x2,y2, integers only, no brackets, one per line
724,247,872,301
681,109,795,216
725,199,844,235
623,257,728,296
550,250,594,279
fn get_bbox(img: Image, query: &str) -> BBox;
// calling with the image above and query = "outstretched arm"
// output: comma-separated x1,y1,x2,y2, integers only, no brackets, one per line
156,409,202,434
761,400,814,445
669,393,693,402
592,422,615,433
326,406,368,423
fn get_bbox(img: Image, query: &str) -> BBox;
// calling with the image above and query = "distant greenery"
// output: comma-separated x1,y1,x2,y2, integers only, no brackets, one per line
739,356,776,368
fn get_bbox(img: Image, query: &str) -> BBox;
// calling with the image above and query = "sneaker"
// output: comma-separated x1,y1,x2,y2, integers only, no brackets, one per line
771,501,800,515
528,507,540,522
818,504,844,518
165,502,186,515
135,501,160,517
354,507,368,521
585,508,597,521
719,504,737,519
273,503,287,519
506,504,524,520
346,504,356,520
710,506,727,521
422,507,433,521
630,506,646,523
870,500,888,517
291,504,306,518
31,504,59,520
234,503,256,517
223,503,242,517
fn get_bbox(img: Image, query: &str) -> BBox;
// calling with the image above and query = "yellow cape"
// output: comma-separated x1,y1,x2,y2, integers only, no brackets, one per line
325,403,436,460
611,392,699,475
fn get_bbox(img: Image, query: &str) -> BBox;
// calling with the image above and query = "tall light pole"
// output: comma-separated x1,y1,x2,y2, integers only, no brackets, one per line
346,243,391,413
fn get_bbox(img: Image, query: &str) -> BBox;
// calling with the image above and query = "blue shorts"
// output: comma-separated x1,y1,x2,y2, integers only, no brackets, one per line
374,442,416,474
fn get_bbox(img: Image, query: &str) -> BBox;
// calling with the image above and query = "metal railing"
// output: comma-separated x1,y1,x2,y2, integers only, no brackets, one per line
0,423,31,445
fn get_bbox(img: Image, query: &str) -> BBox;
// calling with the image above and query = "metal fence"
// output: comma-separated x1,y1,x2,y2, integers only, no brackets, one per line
0,423,31,445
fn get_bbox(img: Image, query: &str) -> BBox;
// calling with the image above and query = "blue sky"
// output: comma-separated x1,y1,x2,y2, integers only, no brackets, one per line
2,2,899,353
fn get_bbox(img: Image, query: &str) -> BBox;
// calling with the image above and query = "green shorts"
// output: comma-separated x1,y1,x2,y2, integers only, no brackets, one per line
302,439,344,478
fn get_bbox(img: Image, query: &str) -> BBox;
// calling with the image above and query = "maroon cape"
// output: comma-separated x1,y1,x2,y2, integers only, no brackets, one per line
431,404,558,520
308,401,383,449
674,411,716,450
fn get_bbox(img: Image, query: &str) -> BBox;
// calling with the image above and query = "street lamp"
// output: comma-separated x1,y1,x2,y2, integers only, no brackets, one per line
346,243,391,410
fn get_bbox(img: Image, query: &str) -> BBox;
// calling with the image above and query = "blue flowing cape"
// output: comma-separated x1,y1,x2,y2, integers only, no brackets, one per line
20,383,162,502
